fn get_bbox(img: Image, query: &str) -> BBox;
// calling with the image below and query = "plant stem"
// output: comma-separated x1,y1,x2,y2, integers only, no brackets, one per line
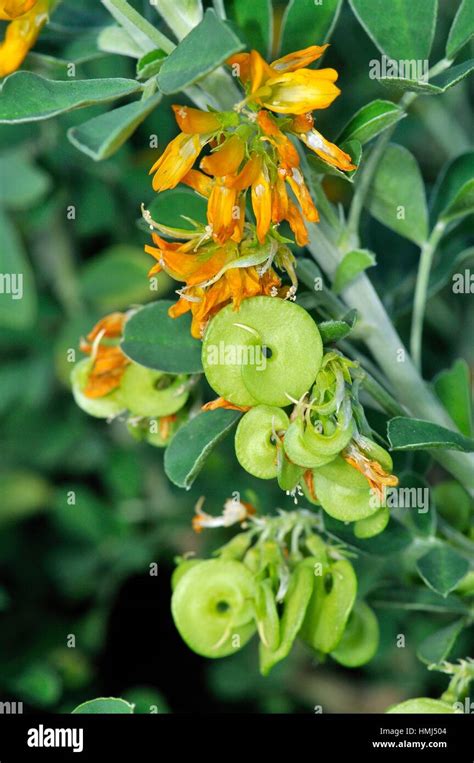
410,220,447,370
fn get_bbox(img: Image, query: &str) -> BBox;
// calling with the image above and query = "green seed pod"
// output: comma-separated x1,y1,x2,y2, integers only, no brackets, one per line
354,434,393,473
146,411,186,448
283,418,336,469
302,559,357,654
202,296,323,407
216,531,253,561
330,601,379,667
71,359,125,419
171,559,256,658
259,561,314,676
312,456,380,522
433,480,472,533
171,558,202,592
386,698,459,714
303,399,354,459
354,506,390,538
243,545,260,573
235,405,289,479
276,440,304,491
255,578,280,651
304,534,329,560
121,363,189,417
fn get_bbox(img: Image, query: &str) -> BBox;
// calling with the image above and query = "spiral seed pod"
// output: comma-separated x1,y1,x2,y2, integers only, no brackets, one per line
171,559,256,658
283,417,337,469
235,405,290,478
331,601,379,667
311,456,382,522
121,364,189,417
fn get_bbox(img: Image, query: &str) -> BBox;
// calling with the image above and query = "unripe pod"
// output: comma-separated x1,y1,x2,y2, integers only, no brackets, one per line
71,359,125,419
330,601,379,667
121,363,189,417
235,405,289,479
171,559,256,658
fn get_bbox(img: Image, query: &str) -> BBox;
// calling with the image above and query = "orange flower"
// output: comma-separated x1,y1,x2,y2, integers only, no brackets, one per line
207,179,240,244
251,166,272,244
80,313,130,399
0,0,49,77
145,233,230,285
0,0,37,19
342,445,399,500
200,134,245,176
229,46,340,115
292,116,356,171
201,397,251,412
171,104,221,134
286,202,309,246
149,132,207,192
169,266,281,338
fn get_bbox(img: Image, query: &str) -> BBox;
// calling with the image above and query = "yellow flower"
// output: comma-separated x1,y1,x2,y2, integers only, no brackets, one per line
149,132,208,192
0,0,36,19
0,0,49,77
172,103,221,134
229,46,340,114
259,68,340,114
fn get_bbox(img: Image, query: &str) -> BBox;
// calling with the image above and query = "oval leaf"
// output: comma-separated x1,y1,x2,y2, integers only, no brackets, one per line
0,72,143,124
68,93,161,161
332,249,376,294
378,60,474,96
72,698,134,714
433,359,473,438
349,0,437,60
446,0,474,59
229,0,273,56
278,0,342,56
338,100,405,146
121,300,203,374
416,546,469,597
157,9,244,94
387,417,474,453
417,618,465,665
367,144,428,245
164,409,242,488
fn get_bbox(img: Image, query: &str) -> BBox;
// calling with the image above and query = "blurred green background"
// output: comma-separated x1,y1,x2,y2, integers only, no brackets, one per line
0,0,472,713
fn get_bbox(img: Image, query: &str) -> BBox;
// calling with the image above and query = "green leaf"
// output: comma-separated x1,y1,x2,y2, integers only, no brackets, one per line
102,0,174,54
434,359,473,438
79,244,169,310
68,93,161,160
332,249,376,294
387,417,474,453
157,9,244,94
136,50,167,80
318,310,357,344
308,139,361,183
98,25,144,58
446,0,474,59
228,0,272,56
152,0,203,41
10,663,61,707
72,697,134,714
0,148,50,209
147,187,208,231
121,300,203,374
349,0,437,60
0,72,143,124
417,619,465,664
338,100,406,146
0,208,37,329
370,587,469,614
366,144,428,245
431,151,474,223
164,409,242,489
416,546,469,597
440,179,474,223
278,0,343,56
378,60,474,95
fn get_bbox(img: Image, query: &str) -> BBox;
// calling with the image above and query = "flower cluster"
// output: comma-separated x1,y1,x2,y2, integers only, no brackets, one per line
0,0,51,77
144,45,356,337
